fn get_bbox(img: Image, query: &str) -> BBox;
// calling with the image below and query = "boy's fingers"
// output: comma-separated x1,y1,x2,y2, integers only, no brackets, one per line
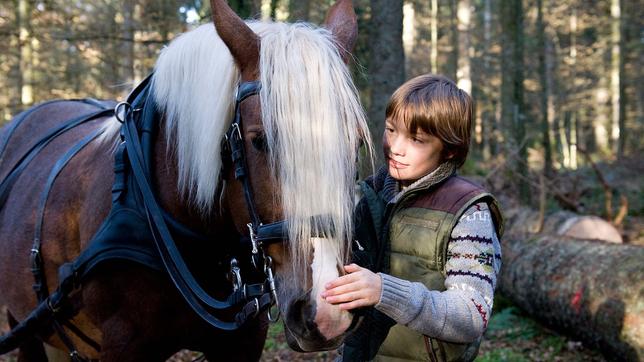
343,263,361,273
324,290,361,304
324,272,359,290
339,299,365,310
322,280,360,298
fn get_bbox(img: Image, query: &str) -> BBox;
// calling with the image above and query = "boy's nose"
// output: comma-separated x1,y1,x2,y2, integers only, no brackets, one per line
390,137,405,156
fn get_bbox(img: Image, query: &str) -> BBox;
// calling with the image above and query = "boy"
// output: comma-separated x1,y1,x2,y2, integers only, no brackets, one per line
322,74,503,361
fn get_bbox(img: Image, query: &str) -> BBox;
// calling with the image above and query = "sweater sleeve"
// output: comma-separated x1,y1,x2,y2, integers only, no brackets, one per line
374,202,501,343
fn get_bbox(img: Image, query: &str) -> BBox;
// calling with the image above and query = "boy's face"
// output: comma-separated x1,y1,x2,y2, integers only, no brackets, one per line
383,118,444,186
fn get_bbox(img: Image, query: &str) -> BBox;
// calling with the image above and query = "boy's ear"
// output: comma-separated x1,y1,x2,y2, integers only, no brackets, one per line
442,150,456,162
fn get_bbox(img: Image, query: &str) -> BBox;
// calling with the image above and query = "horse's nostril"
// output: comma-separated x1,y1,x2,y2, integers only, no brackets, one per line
286,293,319,333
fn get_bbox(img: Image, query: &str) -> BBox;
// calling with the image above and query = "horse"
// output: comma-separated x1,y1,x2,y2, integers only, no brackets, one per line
0,0,372,360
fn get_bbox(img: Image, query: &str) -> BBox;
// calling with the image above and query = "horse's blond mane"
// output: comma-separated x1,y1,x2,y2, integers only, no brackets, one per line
105,21,372,282
256,22,370,281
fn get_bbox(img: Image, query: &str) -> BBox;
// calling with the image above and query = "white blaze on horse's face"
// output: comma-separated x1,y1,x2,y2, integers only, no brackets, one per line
310,237,352,340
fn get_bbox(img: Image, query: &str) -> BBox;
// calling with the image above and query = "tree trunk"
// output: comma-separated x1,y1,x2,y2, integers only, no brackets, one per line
456,0,471,94
499,234,643,361
402,2,415,74
448,0,458,81
500,0,530,204
288,0,310,22
430,0,438,73
481,0,493,160
610,0,623,157
637,34,644,146
250,0,262,18
616,0,626,159
537,0,552,176
121,0,136,88
17,0,33,107
368,0,405,164
546,21,557,167
270,0,278,20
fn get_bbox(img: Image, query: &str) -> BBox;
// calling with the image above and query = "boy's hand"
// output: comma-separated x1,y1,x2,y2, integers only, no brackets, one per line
321,263,382,310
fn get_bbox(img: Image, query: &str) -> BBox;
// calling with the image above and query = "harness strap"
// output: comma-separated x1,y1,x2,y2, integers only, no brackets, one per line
111,142,128,202
0,285,73,354
0,99,107,158
0,108,112,208
32,129,104,301
29,129,105,358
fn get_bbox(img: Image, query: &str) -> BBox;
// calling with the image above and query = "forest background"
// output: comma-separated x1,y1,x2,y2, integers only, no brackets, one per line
0,0,642,361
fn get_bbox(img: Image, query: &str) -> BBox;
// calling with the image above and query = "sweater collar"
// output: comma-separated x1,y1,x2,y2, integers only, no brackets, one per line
382,161,457,204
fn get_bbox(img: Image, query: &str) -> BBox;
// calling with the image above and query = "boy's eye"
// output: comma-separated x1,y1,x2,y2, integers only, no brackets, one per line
412,137,424,144
385,127,394,133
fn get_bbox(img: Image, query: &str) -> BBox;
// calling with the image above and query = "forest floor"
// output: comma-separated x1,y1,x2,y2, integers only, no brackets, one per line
0,299,609,361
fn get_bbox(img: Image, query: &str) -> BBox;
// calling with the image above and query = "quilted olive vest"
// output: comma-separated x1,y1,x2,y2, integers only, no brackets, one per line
372,175,503,362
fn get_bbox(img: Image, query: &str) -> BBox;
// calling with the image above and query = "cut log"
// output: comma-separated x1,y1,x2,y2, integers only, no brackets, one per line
504,207,623,243
499,233,644,361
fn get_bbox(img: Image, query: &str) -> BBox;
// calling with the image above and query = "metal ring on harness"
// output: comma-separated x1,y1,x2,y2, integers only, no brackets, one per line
265,256,281,322
114,102,131,124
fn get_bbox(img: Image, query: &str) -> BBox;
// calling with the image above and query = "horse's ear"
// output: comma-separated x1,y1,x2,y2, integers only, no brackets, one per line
323,0,358,64
211,0,260,80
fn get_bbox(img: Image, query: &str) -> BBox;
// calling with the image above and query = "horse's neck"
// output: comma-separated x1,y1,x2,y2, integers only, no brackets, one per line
152,124,233,236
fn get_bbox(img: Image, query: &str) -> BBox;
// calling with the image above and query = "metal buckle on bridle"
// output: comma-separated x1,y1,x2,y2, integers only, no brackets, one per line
265,256,281,322
231,122,242,142
247,222,265,270
229,258,243,292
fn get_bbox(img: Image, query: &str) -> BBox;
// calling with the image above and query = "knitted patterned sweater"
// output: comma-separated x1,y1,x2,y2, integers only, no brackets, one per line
374,165,502,344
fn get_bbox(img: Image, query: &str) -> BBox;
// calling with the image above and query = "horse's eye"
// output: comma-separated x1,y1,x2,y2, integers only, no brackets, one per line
251,133,268,153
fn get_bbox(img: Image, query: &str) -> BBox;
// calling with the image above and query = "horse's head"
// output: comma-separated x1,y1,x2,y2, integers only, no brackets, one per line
211,0,368,351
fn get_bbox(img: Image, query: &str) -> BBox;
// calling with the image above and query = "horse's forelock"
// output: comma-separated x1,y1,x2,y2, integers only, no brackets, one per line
256,22,371,284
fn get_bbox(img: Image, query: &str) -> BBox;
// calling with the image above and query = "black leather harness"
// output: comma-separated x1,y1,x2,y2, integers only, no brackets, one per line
0,75,298,359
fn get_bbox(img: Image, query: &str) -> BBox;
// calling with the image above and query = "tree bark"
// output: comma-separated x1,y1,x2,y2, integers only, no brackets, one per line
610,0,624,157
537,0,552,176
448,0,458,81
480,0,493,160
500,0,530,204
17,0,33,107
288,0,310,22
504,206,623,243
430,0,438,73
368,0,405,164
499,233,644,361
121,0,136,87
456,0,471,94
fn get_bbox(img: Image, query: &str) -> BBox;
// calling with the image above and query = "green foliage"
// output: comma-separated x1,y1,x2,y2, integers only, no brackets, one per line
486,307,540,340
541,335,566,355
460,156,490,177
263,322,289,351
476,348,530,362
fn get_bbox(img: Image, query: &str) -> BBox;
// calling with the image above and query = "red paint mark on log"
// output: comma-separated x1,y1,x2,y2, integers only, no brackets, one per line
571,287,583,313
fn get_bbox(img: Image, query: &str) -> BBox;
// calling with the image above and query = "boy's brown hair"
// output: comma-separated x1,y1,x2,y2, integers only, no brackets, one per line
385,74,473,168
